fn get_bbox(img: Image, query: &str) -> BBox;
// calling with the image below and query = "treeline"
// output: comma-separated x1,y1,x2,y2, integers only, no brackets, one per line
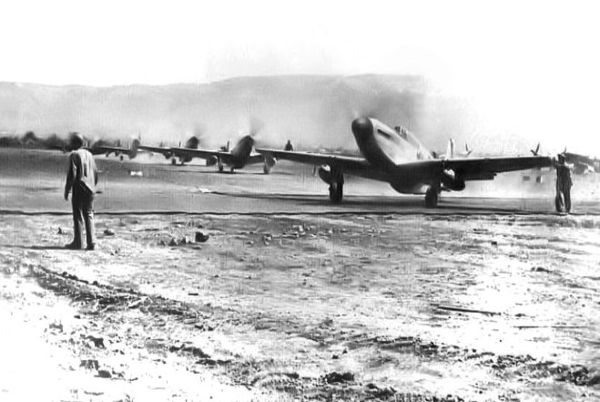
0,131,69,150
0,131,119,150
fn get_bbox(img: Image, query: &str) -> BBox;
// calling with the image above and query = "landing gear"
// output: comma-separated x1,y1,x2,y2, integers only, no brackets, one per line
218,158,224,172
171,157,177,165
230,167,235,173
425,185,440,208
263,162,271,174
329,181,343,203
328,167,344,203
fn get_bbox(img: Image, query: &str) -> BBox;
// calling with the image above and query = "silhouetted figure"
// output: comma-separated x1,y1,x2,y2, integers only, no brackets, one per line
64,133,98,250
555,153,572,213
284,139,293,151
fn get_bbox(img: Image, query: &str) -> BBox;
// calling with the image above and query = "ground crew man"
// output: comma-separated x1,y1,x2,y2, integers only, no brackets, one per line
64,133,98,250
555,153,573,213
284,140,294,151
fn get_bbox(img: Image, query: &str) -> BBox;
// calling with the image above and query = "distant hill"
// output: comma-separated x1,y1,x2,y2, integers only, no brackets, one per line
0,75,526,153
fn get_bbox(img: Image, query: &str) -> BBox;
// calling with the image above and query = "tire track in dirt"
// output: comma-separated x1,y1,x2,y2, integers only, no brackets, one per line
28,262,600,401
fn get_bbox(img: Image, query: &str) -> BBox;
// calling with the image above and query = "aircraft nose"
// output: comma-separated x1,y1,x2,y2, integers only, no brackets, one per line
243,135,255,147
351,118,373,140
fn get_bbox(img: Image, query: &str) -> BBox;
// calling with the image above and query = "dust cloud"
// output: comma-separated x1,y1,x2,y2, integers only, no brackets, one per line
0,76,493,153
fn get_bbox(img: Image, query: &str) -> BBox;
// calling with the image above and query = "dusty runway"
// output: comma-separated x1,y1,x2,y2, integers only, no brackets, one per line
1,149,600,401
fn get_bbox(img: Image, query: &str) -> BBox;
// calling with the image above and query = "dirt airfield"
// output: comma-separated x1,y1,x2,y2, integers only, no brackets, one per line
1,148,600,402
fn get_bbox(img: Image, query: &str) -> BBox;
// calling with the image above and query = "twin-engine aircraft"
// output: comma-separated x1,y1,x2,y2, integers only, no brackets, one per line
139,135,274,173
257,117,553,207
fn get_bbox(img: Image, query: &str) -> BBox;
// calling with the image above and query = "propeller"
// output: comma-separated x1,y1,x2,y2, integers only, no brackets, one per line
242,115,265,149
248,115,265,137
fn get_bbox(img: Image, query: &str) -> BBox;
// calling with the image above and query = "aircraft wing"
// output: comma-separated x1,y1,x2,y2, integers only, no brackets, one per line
169,147,230,160
138,144,171,154
247,153,266,164
442,155,554,180
87,145,129,155
256,148,370,173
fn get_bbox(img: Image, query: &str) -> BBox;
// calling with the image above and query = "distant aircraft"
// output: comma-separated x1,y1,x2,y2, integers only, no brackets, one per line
563,150,599,175
531,143,598,175
257,117,553,207
87,138,140,160
138,136,200,165
140,135,275,173
432,139,472,159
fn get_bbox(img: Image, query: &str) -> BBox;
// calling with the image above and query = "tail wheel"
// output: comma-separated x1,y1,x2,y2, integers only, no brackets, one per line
425,186,439,208
329,181,343,203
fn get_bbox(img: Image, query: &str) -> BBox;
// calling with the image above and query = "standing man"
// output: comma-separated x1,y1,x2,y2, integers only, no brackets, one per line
555,153,573,213
284,139,294,151
64,133,98,250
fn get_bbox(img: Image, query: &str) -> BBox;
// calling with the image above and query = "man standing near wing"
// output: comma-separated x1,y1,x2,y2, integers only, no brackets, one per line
555,153,573,213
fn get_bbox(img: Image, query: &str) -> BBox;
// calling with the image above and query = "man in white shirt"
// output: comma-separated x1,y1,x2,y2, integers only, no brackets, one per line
64,133,98,250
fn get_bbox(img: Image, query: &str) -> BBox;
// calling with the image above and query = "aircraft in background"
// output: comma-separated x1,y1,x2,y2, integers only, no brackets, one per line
564,151,599,175
432,139,473,159
138,136,200,165
530,143,599,176
257,117,553,207
139,135,275,173
87,138,140,160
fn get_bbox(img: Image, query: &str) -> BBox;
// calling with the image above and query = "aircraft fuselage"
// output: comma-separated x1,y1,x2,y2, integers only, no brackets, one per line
351,117,436,193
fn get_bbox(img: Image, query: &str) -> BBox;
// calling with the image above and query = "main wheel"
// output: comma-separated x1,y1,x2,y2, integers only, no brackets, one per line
425,186,439,208
263,163,271,174
218,164,224,172
171,158,177,165
329,181,343,203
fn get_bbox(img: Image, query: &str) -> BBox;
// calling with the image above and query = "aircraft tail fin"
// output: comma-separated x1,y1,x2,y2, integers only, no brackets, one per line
446,139,455,159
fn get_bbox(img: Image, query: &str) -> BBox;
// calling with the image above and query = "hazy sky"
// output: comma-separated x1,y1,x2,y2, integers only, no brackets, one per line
1,0,599,151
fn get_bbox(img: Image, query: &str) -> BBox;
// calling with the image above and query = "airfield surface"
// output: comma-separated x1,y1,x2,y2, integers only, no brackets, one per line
1,149,600,401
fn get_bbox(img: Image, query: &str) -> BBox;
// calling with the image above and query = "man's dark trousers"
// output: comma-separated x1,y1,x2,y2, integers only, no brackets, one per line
72,184,95,248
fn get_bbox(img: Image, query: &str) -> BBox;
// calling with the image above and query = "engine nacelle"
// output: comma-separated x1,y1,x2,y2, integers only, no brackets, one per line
128,139,140,159
206,155,218,166
441,169,465,191
185,136,200,149
318,165,333,184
